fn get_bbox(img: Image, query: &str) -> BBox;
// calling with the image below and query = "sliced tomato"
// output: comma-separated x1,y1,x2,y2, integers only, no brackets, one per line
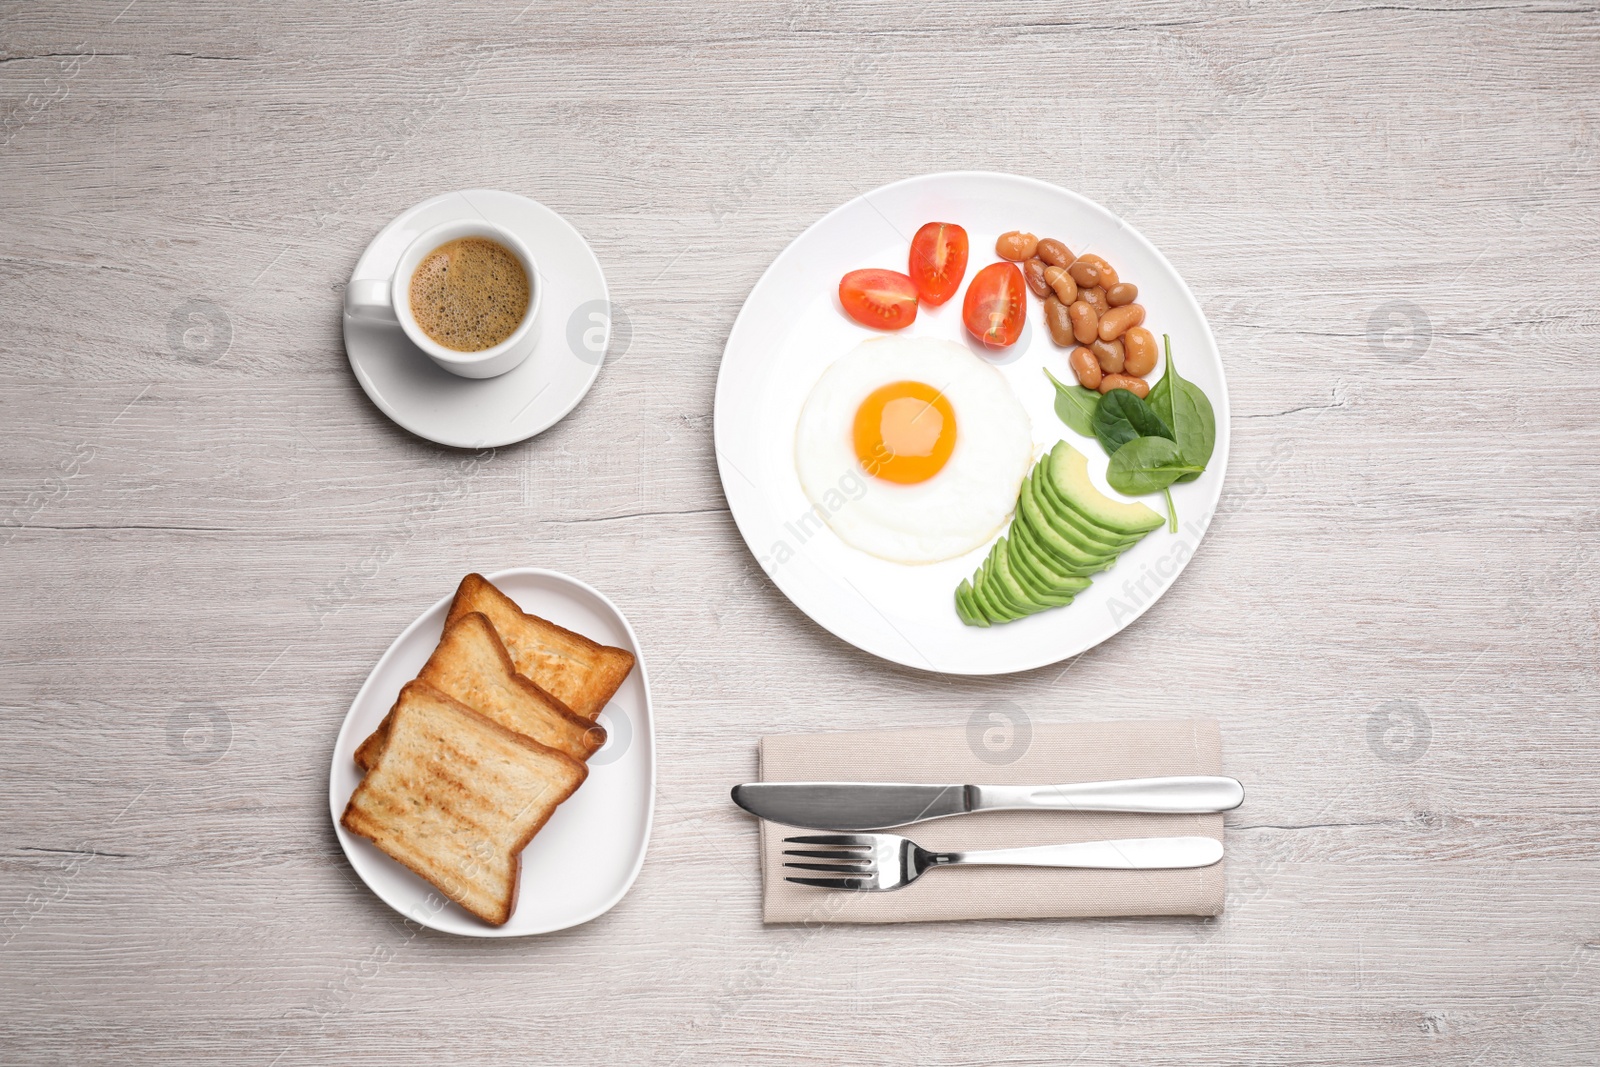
962,261,1027,348
838,268,918,330
907,221,969,306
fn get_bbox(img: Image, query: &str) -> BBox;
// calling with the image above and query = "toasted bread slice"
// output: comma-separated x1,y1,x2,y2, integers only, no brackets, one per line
340,681,586,926
355,613,603,771
446,573,635,720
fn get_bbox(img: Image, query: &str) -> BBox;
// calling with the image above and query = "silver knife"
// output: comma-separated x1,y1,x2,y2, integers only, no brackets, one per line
731,775,1244,831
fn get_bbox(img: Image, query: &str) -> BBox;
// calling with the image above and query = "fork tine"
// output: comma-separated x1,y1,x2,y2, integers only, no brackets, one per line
782,849,868,860
783,834,870,846
784,861,872,873
785,876,871,890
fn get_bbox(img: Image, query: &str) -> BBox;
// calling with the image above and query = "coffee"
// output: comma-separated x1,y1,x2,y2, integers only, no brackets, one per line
408,237,530,352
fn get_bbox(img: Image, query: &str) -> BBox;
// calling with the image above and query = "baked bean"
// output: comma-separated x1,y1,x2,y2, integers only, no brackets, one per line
1090,337,1125,374
1097,303,1146,342
1122,327,1158,376
1080,285,1108,314
1067,258,1099,288
1068,300,1099,344
1043,264,1078,303
1035,237,1074,268
1043,295,1074,347
1098,372,1149,398
1070,254,1117,289
1022,257,1051,298
1106,282,1138,307
996,231,1039,261
1069,347,1102,390
1092,261,1119,290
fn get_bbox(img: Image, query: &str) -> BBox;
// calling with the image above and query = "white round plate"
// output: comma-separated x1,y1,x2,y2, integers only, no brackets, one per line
714,172,1230,675
343,189,611,449
329,568,654,937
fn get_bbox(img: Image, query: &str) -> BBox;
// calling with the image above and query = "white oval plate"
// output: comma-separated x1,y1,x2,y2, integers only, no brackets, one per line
329,568,654,936
714,172,1230,675
343,189,611,449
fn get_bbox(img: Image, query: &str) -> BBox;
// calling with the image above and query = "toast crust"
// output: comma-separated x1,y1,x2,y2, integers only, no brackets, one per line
355,612,604,770
340,681,586,926
446,573,635,720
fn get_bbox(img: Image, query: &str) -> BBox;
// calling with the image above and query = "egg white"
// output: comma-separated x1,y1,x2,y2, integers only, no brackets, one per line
794,337,1034,565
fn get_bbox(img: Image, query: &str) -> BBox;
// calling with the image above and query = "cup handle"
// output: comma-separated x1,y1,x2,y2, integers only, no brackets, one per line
345,278,397,321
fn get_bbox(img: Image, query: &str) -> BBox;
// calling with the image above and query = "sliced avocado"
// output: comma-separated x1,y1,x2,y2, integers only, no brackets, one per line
1036,454,1145,549
965,562,998,623
1027,466,1139,557
971,557,1021,622
1012,565,1077,610
1019,546,1092,599
984,552,1035,619
985,544,1046,614
1014,507,1111,581
983,563,1028,622
1007,523,1092,599
954,579,986,627
985,537,1036,614
1002,537,1075,607
963,568,991,622
992,543,1068,617
1018,476,1120,575
957,442,1159,624
1003,530,1060,598
1010,516,1088,588
958,580,990,628
1045,442,1164,536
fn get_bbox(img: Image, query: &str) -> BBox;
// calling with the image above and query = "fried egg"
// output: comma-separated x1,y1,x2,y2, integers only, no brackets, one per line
794,337,1033,564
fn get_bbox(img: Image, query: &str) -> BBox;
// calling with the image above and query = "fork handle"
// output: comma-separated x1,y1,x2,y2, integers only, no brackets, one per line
970,775,1244,815
940,836,1223,870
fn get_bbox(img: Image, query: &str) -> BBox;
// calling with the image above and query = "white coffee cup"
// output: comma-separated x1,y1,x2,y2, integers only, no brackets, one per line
345,219,541,379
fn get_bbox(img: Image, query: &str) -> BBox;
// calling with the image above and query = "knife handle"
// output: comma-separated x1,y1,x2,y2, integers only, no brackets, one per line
970,775,1244,815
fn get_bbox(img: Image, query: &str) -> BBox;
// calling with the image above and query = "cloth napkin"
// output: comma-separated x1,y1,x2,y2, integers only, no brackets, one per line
759,718,1227,924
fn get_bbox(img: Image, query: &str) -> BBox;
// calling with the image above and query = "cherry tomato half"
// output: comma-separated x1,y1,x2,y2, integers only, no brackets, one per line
907,221,969,306
838,268,918,330
962,261,1026,348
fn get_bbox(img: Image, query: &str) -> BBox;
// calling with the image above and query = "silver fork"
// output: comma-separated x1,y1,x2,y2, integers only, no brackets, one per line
784,833,1223,891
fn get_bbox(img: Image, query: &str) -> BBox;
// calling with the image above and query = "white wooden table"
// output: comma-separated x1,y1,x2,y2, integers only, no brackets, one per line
4,2,1598,1063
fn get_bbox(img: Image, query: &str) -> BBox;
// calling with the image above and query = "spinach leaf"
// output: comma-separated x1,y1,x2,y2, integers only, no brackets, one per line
1106,436,1204,496
1043,368,1100,439
1145,355,1172,420
1146,336,1215,482
1092,388,1172,456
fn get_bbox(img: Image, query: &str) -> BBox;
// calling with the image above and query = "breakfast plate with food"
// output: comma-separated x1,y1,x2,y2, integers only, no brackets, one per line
329,569,653,936
715,172,1229,675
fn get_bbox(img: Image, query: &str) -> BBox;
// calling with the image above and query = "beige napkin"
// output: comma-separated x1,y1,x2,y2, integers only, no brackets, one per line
759,719,1227,924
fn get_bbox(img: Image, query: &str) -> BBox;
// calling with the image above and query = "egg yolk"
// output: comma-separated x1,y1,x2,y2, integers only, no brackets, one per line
852,380,957,484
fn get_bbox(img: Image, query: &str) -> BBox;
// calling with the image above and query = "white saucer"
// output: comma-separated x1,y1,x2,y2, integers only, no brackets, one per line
343,190,611,449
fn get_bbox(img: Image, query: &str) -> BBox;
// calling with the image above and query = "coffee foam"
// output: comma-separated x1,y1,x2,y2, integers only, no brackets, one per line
408,237,530,352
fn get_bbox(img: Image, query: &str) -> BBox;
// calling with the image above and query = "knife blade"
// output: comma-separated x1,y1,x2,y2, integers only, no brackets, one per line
732,782,970,830
731,775,1244,831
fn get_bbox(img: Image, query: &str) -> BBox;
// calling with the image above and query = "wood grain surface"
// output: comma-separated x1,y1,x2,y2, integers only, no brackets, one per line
3,0,1599,1063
